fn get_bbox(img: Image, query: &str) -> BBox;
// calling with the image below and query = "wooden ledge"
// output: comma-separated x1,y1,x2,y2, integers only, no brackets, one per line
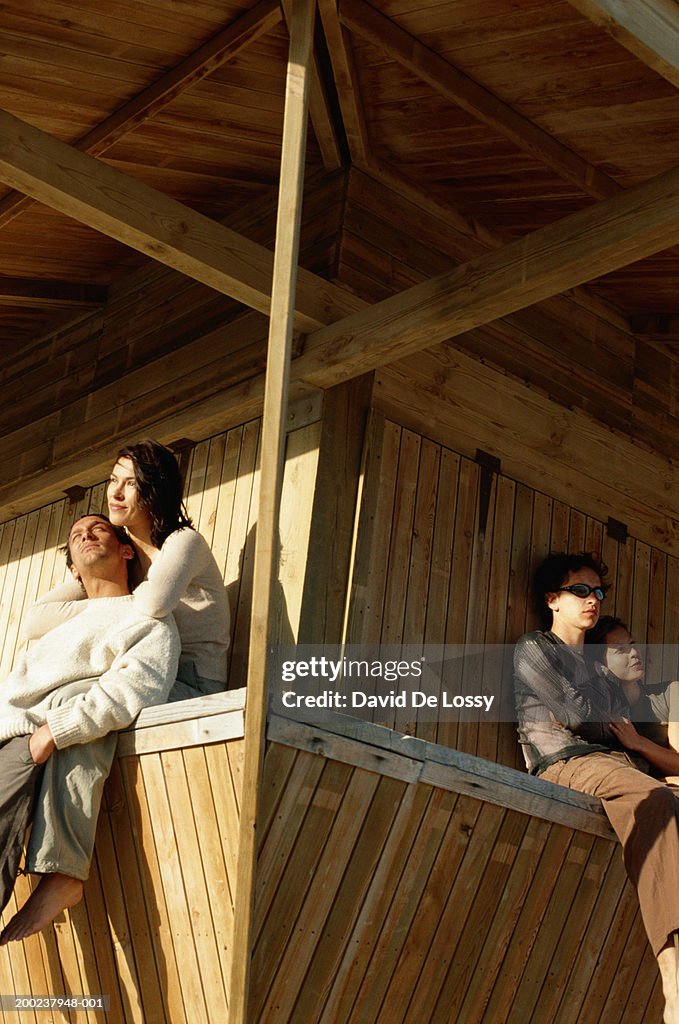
117,688,246,756
267,711,617,842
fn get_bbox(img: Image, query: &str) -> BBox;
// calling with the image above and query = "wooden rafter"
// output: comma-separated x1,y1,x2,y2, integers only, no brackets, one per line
0,0,283,232
318,0,370,166
566,0,679,88
0,108,362,332
281,0,343,170
0,278,107,309
340,0,621,201
629,313,679,337
295,161,679,387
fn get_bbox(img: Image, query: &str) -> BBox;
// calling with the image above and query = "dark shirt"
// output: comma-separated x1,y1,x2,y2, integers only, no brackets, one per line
513,630,632,775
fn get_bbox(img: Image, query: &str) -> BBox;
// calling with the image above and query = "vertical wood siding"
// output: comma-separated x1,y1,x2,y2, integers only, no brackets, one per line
247,739,660,1024
0,737,244,1024
0,414,319,1021
346,414,678,768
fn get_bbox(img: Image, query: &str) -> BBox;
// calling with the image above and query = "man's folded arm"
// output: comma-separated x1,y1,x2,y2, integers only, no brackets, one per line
45,617,180,749
514,634,598,728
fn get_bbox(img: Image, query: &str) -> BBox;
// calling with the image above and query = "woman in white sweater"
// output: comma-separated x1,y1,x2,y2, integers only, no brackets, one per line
24,439,231,696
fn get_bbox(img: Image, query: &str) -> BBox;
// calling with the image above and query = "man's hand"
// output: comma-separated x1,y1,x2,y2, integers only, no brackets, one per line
29,724,56,764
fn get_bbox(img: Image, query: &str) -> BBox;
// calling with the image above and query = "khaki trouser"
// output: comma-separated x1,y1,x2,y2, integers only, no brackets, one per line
26,661,220,881
541,751,679,957
26,733,117,881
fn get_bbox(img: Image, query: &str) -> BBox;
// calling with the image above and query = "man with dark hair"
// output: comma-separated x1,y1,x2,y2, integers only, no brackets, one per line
514,551,679,1024
0,514,179,942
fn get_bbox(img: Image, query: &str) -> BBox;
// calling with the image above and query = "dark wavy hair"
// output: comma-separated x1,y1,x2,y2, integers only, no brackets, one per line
115,440,193,547
532,551,609,629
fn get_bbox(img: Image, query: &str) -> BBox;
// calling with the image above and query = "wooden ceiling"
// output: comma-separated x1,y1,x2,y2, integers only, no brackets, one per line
0,0,678,348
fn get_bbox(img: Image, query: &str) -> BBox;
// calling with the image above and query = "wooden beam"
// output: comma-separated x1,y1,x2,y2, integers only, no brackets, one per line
340,0,620,201
629,313,679,338
567,0,679,88
228,0,315,1020
0,0,283,231
318,0,371,166
0,278,107,309
0,108,362,331
281,0,344,170
295,161,679,387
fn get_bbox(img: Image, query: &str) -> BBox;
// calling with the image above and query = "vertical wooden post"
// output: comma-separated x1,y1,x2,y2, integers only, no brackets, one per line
228,1,315,1021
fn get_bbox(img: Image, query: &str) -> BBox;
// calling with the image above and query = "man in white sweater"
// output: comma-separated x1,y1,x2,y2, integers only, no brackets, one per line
0,513,179,942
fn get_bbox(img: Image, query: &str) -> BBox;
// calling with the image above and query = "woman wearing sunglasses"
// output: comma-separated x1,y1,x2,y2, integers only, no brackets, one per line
585,615,679,781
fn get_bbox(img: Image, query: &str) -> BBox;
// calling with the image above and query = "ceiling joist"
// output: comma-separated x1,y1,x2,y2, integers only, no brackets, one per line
0,278,107,309
340,0,621,201
566,0,679,88
0,108,363,332
296,162,679,387
318,0,371,166
0,0,283,231
281,0,343,170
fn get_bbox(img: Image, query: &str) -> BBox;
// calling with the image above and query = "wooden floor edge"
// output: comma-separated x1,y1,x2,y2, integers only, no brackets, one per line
267,711,616,841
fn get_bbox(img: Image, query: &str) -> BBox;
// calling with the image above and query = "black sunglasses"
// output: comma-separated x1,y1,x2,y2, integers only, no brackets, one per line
558,584,606,601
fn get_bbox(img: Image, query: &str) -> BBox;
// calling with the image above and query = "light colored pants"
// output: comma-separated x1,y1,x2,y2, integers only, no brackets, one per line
541,751,679,957
26,734,117,880
26,662,222,881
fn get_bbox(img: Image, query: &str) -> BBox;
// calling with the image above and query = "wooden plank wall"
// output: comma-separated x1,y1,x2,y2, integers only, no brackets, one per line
0,732,244,1024
345,413,679,769
249,733,661,1024
0,408,322,1021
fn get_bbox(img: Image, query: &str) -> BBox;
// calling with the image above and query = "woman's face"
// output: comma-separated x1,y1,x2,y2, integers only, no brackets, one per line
107,457,151,534
603,625,644,683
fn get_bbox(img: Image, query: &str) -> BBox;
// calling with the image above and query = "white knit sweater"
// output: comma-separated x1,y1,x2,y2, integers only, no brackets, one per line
22,528,229,683
1,595,179,748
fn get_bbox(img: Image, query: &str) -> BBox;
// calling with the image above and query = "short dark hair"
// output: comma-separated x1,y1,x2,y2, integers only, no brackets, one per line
115,440,193,547
532,551,609,629
64,513,133,569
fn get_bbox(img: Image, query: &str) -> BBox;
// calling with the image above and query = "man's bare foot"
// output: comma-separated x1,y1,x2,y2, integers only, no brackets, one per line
0,874,83,944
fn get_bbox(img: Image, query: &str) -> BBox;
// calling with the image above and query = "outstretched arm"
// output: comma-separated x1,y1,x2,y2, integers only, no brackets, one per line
20,579,86,643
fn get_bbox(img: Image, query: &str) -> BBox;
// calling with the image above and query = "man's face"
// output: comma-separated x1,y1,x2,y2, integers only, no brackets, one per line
68,516,133,581
545,567,602,633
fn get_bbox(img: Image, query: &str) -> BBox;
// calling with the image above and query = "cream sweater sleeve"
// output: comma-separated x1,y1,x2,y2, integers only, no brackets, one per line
132,529,214,618
46,616,180,748
20,579,86,643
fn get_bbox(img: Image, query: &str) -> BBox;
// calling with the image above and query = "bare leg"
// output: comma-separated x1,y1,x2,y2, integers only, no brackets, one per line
0,874,83,944
658,942,679,1024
